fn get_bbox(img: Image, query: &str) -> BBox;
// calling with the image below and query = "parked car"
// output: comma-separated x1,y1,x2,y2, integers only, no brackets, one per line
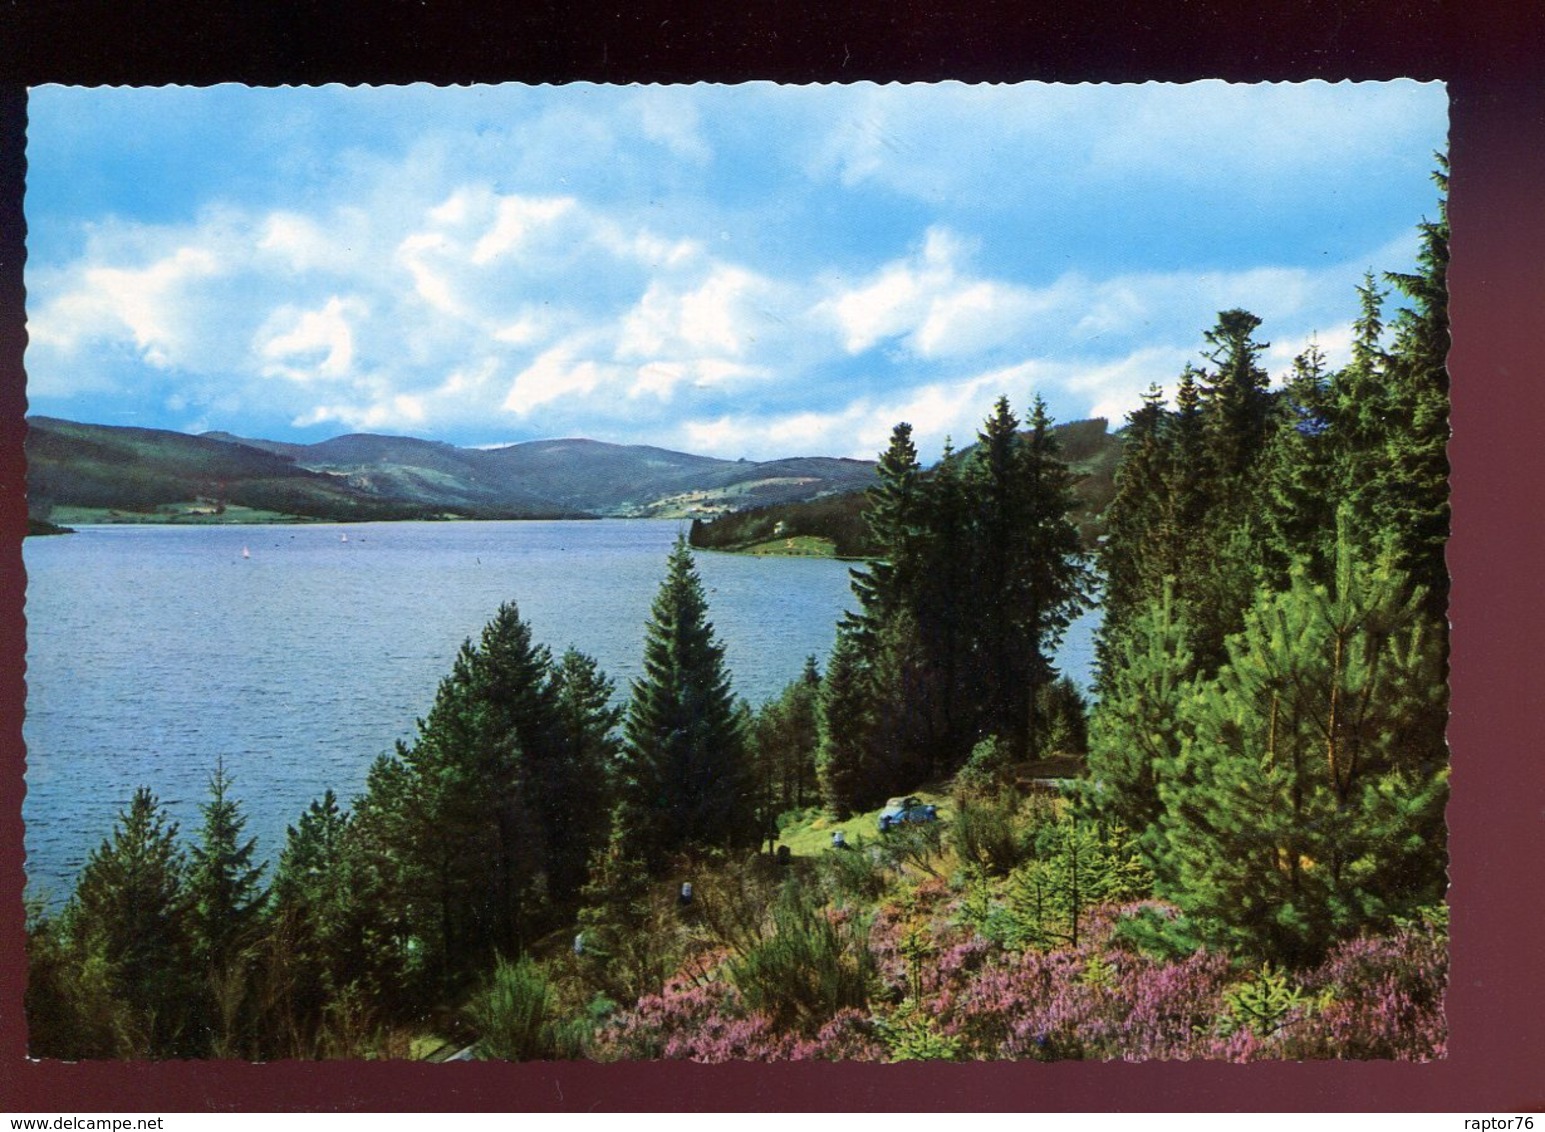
877,795,938,832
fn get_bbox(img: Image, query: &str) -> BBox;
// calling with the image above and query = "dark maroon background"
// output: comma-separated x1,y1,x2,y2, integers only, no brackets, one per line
2,1,1542,1113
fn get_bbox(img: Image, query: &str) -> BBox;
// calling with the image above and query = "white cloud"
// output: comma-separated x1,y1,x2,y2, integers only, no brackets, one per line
23,83,1443,456
821,225,1049,361
258,296,366,383
295,392,427,432
803,81,1446,206
31,244,221,366
471,195,576,265
619,265,768,360
504,342,620,416
680,371,1009,461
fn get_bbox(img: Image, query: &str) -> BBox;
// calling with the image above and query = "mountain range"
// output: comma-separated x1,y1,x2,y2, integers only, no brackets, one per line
24,416,880,524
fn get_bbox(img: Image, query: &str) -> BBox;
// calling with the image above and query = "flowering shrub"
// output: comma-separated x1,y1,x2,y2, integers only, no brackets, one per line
1285,918,1448,1060
590,885,1446,1062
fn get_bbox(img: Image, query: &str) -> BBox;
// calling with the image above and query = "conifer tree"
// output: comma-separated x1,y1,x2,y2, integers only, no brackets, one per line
548,647,622,897
816,627,880,818
910,438,980,762
185,762,267,1054
1097,384,1172,662
750,656,822,820
1081,580,1195,871
1199,308,1275,481
67,788,195,1055
266,789,352,1055
575,812,678,1003
845,421,924,645
188,761,266,974
1376,156,1451,614
618,536,752,865
1153,537,1448,966
355,602,602,992
963,396,1087,758
1260,342,1338,587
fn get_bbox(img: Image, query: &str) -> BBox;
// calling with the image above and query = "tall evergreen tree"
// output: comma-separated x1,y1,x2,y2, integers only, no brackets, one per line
1260,342,1338,587
548,647,622,898
265,789,358,1056
845,421,924,644
1097,383,1171,661
1376,156,1451,614
618,536,752,866
910,437,980,762
66,788,195,1055
749,656,822,821
964,396,1088,758
187,761,266,975
1199,308,1275,481
353,602,607,992
816,627,880,818
1081,580,1195,871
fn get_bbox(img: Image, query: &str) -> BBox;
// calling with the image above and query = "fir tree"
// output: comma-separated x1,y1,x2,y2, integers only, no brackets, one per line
1199,308,1275,481
547,647,622,898
266,789,352,1055
67,787,196,1055
846,422,924,643
618,536,752,866
816,627,880,818
188,761,266,974
749,656,822,822
354,602,601,992
1376,156,1451,614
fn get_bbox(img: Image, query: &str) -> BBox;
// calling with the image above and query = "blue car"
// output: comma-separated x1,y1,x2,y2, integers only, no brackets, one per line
877,796,938,832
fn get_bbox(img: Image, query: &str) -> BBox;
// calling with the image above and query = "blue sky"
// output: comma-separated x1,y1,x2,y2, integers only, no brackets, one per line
23,82,1448,462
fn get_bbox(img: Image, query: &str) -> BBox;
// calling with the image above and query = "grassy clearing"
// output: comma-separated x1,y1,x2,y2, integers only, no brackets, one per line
736,535,839,558
773,790,951,857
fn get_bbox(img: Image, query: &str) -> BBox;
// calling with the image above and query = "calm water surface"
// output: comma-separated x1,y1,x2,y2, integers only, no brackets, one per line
23,519,1096,900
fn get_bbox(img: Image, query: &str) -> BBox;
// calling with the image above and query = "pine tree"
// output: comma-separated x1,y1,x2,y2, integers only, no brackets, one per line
962,396,1088,758
354,601,600,992
1199,308,1275,481
1097,384,1172,663
266,789,351,1055
574,812,678,1003
1016,396,1091,758
846,422,924,644
1377,156,1451,615
188,761,266,974
749,656,822,823
968,396,1025,750
816,626,880,818
1082,580,1195,872
910,437,979,762
618,536,752,866
547,647,622,899
1153,536,1448,966
1260,342,1338,587
67,787,195,1055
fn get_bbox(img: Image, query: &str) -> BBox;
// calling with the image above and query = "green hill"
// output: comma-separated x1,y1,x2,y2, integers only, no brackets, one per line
26,417,880,525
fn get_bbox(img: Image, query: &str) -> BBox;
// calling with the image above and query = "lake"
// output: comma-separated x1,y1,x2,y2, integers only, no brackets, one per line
22,519,1097,901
